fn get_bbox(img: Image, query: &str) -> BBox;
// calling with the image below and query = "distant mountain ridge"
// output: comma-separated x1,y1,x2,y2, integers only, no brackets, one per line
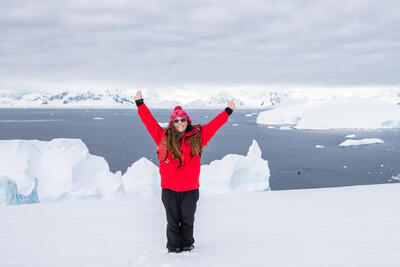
0,90,284,109
0,88,399,108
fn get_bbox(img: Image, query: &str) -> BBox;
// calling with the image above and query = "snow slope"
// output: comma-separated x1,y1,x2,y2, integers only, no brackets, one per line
0,183,399,266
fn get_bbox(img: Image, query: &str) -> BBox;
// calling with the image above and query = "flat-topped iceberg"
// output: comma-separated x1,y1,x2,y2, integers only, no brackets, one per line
338,138,384,147
257,97,400,129
0,138,270,205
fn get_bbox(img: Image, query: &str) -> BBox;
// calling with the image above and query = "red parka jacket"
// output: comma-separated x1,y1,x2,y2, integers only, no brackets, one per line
138,103,230,192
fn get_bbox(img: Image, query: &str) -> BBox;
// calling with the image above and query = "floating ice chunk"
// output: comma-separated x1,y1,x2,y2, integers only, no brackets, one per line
338,138,384,147
232,124,239,126
345,134,357,138
200,140,270,193
122,158,161,198
315,145,324,148
279,126,292,130
390,174,400,181
267,126,274,129
93,117,104,120
245,113,253,117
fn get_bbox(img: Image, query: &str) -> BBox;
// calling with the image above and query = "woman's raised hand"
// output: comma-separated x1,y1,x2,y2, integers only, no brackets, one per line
134,90,143,101
227,99,236,110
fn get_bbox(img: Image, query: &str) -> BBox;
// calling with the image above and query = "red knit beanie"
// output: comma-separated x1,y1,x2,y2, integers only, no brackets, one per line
170,106,191,124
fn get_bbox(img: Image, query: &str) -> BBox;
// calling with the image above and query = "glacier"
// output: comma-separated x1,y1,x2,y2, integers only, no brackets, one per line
0,139,270,205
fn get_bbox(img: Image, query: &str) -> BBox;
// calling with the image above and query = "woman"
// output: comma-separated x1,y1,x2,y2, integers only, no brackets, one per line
134,90,235,253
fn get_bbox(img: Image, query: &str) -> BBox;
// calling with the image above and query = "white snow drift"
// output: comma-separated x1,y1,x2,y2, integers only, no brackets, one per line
0,183,399,266
257,97,400,129
0,139,270,205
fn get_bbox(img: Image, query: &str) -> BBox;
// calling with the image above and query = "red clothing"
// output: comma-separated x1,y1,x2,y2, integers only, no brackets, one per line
138,103,229,191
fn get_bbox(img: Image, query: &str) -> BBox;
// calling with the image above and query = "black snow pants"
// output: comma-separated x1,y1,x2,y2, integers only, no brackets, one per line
161,188,199,250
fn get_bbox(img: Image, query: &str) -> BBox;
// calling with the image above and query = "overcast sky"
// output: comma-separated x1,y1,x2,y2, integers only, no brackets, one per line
1,0,399,91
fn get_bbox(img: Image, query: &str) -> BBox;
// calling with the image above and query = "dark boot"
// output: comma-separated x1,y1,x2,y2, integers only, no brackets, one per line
182,245,194,252
168,247,182,253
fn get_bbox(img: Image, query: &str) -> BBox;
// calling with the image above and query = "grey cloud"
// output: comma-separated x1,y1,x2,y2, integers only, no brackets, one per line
0,0,400,90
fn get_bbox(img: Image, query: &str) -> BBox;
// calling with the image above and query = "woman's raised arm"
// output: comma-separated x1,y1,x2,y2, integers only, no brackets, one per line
135,90,164,145
201,99,236,146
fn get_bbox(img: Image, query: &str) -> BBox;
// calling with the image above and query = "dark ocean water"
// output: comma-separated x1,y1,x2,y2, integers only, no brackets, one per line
1,108,399,190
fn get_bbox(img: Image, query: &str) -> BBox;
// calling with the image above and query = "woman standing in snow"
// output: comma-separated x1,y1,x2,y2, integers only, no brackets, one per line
134,90,235,253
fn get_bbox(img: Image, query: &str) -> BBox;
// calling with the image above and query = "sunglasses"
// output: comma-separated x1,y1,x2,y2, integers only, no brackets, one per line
173,118,187,124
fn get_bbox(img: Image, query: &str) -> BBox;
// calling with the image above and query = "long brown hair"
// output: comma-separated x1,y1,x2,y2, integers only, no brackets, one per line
167,122,203,160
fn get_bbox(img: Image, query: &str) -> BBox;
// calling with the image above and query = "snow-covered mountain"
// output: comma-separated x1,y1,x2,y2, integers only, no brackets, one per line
0,87,399,108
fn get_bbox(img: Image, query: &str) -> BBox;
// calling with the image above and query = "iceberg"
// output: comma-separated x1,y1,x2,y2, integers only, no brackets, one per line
122,158,161,198
257,97,400,129
0,138,270,205
338,138,384,147
200,140,270,193
122,140,270,196
0,139,125,203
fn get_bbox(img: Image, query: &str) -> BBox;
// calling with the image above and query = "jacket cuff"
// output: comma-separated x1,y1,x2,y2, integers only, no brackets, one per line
225,107,233,115
135,99,144,107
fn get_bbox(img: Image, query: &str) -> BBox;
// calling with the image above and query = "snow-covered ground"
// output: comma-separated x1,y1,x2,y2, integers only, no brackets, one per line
257,97,400,129
0,183,399,267
0,139,269,205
